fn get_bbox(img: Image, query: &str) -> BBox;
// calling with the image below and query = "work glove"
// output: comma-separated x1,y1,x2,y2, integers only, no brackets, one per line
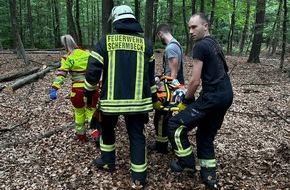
153,100,163,110
50,88,57,100
84,89,95,106
178,97,195,112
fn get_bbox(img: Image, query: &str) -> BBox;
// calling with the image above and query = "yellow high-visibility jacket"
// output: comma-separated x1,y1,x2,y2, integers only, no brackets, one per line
52,48,90,89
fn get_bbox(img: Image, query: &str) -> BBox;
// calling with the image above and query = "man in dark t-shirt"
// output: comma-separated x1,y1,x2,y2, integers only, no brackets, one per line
167,13,233,189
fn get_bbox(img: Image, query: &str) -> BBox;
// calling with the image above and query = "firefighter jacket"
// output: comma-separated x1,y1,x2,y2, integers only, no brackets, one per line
52,48,90,89
84,19,157,115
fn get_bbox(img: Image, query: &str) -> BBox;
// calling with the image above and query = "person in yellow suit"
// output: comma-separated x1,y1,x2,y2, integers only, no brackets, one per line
49,34,99,141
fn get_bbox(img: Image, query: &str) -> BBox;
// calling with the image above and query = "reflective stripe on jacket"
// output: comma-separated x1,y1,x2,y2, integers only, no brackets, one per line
52,48,90,89
85,33,156,115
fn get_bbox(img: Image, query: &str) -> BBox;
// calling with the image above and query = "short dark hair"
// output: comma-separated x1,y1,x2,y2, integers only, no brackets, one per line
156,24,172,34
192,13,209,24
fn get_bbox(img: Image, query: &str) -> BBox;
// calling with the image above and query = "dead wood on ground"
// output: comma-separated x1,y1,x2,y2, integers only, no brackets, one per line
0,118,30,132
0,122,73,148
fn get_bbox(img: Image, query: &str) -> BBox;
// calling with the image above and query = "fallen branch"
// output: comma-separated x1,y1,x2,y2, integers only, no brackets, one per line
0,66,40,82
0,122,73,148
241,83,277,86
7,62,60,92
268,107,290,124
0,118,30,132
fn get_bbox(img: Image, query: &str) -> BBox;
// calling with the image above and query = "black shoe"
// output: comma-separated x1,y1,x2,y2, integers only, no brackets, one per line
169,160,196,175
92,157,115,172
148,143,168,154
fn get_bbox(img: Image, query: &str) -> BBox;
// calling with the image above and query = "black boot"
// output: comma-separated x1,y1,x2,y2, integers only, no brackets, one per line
200,167,217,189
148,141,168,154
169,160,196,176
92,157,115,172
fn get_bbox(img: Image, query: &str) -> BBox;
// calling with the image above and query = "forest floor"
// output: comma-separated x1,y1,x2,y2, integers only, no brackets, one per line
0,51,289,190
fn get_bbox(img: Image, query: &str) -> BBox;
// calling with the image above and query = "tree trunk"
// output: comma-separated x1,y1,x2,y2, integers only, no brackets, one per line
268,0,282,56
187,0,196,56
135,0,140,21
8,62,60,91
280,0,287,71
66,0,78,42
239,0,250,55
152,0,159,45
0,67,40,82
9,0,29,64
200,0,205,12
145,0,154,40
227,0,236,54
168,0,173,25
247,0,266,63
183,0,189,55
26,0,35,48
75,0,82,45
52,0,61,48
209,0,216,27
102,0,113,35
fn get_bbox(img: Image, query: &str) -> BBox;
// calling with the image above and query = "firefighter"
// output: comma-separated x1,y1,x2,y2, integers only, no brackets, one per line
167,13,233,189
49,34,99,141
84,5,160,188
151,24,184,154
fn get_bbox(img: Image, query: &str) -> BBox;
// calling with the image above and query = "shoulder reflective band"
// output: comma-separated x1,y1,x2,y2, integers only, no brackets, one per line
106,34,145,52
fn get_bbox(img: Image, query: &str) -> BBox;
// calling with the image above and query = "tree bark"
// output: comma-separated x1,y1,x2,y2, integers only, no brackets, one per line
239,0,250,55
102,0,113,35
183,0,189,55
0,66,40,82
75,0,82,46
279,0,287,71
52,0,61,48
26,0,35,48
247,0,266,63
135,0,140,21
8,62,60,91
66,0,78,42
209,0,216,27
145,0,154,40
227,0,236,54
152,0,159,45
168,0,173,25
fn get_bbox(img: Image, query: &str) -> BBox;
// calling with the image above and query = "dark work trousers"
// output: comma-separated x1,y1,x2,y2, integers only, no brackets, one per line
101,113,149,184
168,74,233,168
153,110,172,151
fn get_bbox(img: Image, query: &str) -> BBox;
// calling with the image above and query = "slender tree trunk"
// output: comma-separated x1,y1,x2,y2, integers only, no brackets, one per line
52,0,61,48
247,0,266,63
145,0,154,40
96,0,100,41
280,0,287,71
239,0,250,55
9,0,29,64
183,0,189,55
66,0,78,42
102,0,113,35
152,0,159,45
26,0,34,48
168,0,173,25
135,0,140,21
268,0,282,56
187,0,196,56
209,0,216,27
227,0,236,54
75,0,82,45
200,0,204,12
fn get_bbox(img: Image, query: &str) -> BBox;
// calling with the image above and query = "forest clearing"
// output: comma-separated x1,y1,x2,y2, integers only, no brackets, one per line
0,51,289,189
